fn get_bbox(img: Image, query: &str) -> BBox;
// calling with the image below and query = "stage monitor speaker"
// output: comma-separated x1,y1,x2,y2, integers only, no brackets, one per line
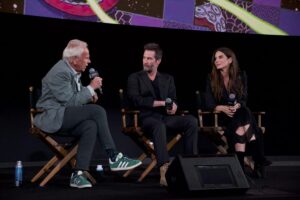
166,154,249,195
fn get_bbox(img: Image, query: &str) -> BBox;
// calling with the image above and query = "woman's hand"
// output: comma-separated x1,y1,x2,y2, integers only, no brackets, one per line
229,103,241,113
216,105,235,117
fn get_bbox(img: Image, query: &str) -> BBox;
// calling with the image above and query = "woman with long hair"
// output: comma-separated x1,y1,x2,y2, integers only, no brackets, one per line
205,47,271,178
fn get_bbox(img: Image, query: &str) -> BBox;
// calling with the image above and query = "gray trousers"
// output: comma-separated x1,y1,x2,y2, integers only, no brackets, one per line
59,104,116,170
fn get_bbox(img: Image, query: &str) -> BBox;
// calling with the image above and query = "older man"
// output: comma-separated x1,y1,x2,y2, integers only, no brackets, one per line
34,39,141,188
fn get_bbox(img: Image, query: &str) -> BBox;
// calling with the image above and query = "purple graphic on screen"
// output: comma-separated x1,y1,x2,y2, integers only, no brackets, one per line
131,15,163,28
252,4,280,27
164,0,195,24
253,0,281,7
279,9,300,36
1,0,300,36
44,0,119,16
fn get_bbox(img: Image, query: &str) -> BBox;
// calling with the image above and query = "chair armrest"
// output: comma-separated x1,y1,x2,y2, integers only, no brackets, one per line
178,110,189,115
198,110,221,115
121,109,140,129
252,111,266,132
252,111,266,115
121,109,140,114
31,108,44,114
198,109,222,128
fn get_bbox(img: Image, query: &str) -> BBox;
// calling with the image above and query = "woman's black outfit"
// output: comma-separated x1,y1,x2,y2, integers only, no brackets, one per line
204,71,270,178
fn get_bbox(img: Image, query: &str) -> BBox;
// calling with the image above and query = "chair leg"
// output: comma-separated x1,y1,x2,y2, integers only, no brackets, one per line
123,134,181,182
31,155,59,183
138,159,157,182
83,171,97,185
166,134,182,150
136,134,180,182
244,156,255,170
123,153,147,178
68,158,76,168
39,145,78,187
216,145,228,154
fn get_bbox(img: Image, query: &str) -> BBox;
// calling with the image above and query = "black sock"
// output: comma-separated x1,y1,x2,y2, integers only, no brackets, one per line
106,149,119,162
236,151,245,171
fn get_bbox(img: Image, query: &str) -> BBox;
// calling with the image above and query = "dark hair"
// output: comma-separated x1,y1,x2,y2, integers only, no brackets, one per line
210,47,244,100
144,43,163,60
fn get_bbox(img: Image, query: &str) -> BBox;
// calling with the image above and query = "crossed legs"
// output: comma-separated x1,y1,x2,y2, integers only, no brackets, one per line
59,104,117,170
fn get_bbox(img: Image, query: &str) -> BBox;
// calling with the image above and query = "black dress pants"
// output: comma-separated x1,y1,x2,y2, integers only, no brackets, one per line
142,114,198,167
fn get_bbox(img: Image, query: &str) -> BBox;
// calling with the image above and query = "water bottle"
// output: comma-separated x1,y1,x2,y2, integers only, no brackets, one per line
96,164,105,180
15,160,23,187
96,165,104,174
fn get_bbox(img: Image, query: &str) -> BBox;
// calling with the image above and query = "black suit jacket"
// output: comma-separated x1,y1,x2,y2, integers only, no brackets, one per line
127,70,176,120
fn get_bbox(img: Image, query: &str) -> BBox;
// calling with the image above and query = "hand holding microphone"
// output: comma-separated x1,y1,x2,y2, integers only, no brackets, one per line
165,98,173,110
89,68,103,94
228,93,237,106
227,93,240,113
165,98,177,115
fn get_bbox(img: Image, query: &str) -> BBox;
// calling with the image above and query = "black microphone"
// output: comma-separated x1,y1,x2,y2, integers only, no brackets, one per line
165,98,173,110
89,67,103,94
228,93,237,106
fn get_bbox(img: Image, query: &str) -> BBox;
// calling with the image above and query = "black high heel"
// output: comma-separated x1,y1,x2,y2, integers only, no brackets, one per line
253,163,265,179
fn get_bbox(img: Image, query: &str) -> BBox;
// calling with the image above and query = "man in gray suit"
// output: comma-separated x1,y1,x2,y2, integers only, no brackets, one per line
127,43,198,186
34,39,141,188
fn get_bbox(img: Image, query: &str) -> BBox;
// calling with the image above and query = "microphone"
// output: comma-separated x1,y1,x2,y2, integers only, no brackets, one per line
228,93,237,106
89,67,103,94
165,98,173,110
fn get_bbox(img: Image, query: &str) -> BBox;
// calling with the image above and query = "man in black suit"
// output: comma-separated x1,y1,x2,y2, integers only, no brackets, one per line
127,43,198,186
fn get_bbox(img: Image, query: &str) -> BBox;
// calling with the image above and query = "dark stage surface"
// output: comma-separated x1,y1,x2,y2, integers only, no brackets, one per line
1,157,300,200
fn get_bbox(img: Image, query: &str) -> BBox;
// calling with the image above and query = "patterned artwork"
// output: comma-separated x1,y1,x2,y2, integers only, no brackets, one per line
222,0,253,33
194,2,226,32
1,0,300,36
117,0,164,18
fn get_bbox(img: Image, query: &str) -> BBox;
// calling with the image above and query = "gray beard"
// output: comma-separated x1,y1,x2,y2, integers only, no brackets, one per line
143,65,154,73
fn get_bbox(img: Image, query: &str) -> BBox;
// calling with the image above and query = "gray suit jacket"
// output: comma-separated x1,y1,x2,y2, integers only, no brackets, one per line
34,60,92,133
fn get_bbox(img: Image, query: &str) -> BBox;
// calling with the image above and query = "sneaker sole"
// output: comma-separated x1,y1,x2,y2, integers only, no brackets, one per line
110,161,142,171
70,183,92,188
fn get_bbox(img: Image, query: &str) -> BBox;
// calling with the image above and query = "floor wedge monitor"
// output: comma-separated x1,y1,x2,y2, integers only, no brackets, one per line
166,154,249,195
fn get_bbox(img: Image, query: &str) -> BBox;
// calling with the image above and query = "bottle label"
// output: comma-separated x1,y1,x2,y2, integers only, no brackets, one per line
15,166,23,187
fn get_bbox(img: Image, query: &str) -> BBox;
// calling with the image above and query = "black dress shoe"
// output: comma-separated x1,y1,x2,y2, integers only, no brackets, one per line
263,159,272,166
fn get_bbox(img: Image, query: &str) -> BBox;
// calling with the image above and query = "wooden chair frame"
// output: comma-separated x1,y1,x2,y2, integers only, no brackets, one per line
119,89,182,182
196,91,266,170
29,86,96,186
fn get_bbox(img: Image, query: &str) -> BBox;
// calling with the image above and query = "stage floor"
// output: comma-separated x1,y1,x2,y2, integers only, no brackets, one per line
1,156,300,200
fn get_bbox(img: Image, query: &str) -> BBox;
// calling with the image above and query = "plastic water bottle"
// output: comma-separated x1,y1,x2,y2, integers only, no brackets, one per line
96,164,105,179
96,165,104,174
15,160,23,187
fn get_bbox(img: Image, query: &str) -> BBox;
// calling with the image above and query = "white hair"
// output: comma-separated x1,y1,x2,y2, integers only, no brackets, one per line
62,39,88,59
